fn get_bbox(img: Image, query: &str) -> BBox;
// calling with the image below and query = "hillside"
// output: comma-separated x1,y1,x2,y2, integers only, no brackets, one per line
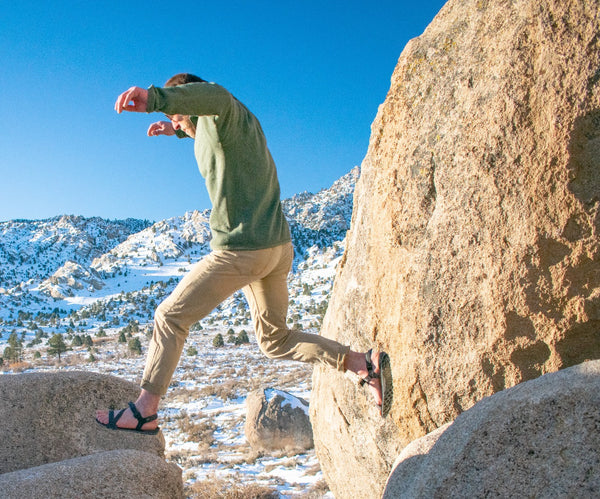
0,167,358,353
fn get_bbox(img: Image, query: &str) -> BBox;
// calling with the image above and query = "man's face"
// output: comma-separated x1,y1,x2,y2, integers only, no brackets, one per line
168,114,196,138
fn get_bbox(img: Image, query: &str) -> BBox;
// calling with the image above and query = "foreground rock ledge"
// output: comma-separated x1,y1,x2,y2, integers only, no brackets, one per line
0,449,183,499
383,360,600,498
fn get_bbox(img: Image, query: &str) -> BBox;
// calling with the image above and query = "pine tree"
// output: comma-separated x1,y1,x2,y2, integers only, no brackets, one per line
128,337,142,355
5,331,23,363
213,333,224,348
47,334,68,361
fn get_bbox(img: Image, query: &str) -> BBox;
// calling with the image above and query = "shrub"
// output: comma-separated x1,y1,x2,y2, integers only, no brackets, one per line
128,337,142,355
187,346,198,356
235,330,250,345
212,333,224,348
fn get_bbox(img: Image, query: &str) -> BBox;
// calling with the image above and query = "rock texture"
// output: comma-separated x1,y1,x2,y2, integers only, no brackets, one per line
0,371,164,473
311,0,600,496
0,449,183,499
245,388,313,453
383,360,600,498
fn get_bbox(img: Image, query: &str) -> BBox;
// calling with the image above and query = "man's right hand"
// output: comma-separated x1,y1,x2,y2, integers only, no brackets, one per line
147,121,176,137
115,86,148,114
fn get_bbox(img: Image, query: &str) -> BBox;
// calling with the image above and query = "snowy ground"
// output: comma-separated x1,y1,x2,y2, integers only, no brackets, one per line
2,323,334,498
0,244,344,497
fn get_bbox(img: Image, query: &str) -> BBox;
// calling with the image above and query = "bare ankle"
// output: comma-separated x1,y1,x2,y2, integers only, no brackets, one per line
135,390,161,415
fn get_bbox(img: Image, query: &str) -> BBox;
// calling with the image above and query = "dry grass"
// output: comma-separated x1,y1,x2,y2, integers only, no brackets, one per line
305,480,331,497
186,475,279,499
185,475,330,499
0,360,32,372
197,378,257,401
176,411,217,449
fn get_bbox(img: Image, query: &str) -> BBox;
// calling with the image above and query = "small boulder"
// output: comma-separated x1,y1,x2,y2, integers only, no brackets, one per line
245,388,313,454
383,360,600,498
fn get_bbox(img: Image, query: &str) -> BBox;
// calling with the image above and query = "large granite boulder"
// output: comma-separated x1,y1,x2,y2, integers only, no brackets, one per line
0,449,183,499
383,360,600,498
245,388,313,454
311,0,600,496
0,371,164,473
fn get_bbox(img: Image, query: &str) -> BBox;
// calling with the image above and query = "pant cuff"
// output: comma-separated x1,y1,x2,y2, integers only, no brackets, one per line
140,379,167,397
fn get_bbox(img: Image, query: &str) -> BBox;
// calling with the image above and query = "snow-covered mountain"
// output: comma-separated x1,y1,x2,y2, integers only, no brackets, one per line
0,215,151,291
0,168,359,346
283,168,357,256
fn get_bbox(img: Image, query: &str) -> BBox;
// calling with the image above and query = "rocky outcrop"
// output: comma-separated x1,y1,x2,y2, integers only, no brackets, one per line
383,360,600,498
0,372,182,497
245,388,313,454
311,0,600,496
39,260,104,298
0,449,183,499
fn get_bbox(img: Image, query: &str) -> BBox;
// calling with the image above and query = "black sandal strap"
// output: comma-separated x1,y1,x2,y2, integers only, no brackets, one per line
107,408,126,429
359,349,381,386
128,401,158,431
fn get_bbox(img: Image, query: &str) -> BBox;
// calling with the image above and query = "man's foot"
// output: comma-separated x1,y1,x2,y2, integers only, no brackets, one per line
96,401,159,435
358,350,383,405
358,349,393,417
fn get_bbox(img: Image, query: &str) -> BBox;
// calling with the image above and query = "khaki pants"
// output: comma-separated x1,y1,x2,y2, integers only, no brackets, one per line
141,241,349,395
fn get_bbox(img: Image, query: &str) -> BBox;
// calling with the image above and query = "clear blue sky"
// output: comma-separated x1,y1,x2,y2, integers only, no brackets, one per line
0,0,446,222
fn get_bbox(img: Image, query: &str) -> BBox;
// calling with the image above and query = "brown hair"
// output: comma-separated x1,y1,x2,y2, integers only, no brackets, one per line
164,73,206,87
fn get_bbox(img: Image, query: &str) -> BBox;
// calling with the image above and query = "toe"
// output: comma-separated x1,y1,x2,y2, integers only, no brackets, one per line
95,410,108,424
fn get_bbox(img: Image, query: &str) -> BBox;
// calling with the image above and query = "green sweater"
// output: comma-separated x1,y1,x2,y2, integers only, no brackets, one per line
146,82,291,251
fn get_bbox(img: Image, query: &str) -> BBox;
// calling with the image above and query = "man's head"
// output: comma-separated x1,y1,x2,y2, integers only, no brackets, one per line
164,73,206,138
164,73,206,87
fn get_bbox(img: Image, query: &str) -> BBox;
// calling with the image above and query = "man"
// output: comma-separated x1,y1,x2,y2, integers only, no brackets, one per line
96,74,392,433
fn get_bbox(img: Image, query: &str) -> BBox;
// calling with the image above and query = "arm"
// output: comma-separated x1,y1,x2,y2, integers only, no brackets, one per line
146,82,234,118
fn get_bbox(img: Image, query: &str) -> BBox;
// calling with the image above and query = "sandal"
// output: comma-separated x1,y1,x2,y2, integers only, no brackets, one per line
96,401,160,435
359,349,393,417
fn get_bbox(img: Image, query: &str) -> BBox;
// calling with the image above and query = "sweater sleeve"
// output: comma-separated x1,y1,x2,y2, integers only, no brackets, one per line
146,82,234,118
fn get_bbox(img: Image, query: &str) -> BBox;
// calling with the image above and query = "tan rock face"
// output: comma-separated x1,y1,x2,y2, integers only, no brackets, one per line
311,0,600,496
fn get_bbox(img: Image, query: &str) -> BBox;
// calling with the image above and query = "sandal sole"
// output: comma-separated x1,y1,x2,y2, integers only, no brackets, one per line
379,352,393,418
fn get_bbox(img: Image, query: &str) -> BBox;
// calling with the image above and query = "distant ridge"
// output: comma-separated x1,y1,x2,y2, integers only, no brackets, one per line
0,168,359,342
